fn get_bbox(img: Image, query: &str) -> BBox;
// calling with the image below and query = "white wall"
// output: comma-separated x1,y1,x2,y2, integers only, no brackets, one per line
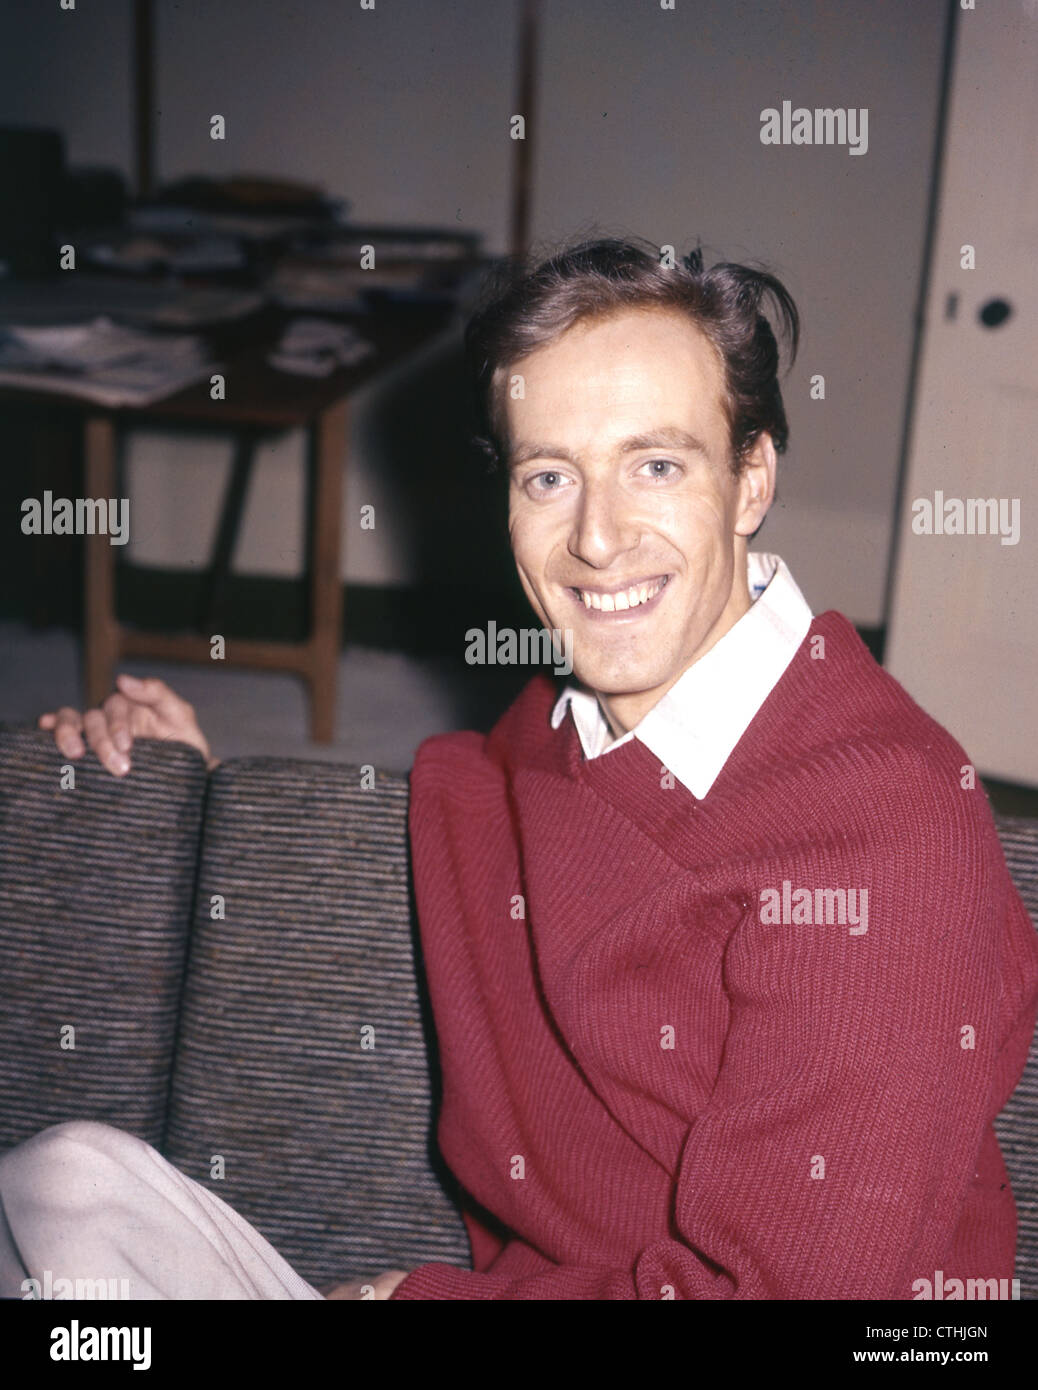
154,0,517,245
529,0,944,622
0,0,948,623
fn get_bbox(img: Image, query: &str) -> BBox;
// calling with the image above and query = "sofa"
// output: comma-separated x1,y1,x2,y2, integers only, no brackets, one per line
1,724,1036,1297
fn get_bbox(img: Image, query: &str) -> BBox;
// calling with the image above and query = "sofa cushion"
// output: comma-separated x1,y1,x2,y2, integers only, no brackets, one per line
163,757,470,1287
991,812,1038,1298
0,728,206,1152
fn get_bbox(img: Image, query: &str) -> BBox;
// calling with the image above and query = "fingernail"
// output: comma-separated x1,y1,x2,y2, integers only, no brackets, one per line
114,755,130,775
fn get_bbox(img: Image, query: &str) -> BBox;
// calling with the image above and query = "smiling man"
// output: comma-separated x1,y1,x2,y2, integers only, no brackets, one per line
508,305,767,733
504,299,774,741
14,237,1038,1302
386,238,1038,1299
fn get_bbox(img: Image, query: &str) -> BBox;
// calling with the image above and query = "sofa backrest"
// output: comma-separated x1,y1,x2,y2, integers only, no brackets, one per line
0,728,469,1286
162,755,469,1285
0,727,205,1151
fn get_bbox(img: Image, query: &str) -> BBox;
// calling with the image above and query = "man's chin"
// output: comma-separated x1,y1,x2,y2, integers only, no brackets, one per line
567,662,671,699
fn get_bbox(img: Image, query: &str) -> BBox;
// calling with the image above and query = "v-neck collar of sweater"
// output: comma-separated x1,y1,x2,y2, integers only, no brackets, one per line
549,553,814,799
513,611,865,863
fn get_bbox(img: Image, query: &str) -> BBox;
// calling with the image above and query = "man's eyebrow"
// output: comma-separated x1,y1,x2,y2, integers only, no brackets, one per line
618,427,710,456
508,427,709,469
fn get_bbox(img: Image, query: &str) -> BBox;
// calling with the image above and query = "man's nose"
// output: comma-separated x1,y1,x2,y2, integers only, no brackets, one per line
568,477,639,568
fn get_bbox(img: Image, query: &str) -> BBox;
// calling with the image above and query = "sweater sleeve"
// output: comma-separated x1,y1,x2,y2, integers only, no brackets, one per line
392,783,1038,1300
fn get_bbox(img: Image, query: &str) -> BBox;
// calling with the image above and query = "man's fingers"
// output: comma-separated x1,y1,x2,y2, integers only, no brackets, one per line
111,673,210,764
115,673,192,725
101,692,139,753
50,708,86,759
82,708,130,777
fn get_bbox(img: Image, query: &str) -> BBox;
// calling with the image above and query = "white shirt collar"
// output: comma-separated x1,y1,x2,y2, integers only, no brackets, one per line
549,552,813,798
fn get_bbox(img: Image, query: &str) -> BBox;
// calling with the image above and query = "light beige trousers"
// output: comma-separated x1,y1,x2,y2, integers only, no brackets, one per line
0,1121,324,1300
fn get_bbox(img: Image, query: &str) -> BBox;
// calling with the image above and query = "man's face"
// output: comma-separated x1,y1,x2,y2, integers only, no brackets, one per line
505,306,774,734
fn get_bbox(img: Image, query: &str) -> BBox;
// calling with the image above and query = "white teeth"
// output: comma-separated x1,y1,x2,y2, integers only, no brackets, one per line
576,577,665,612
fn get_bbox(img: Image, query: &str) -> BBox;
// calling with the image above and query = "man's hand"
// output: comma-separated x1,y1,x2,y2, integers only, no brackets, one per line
38,674,215,777
321,1270,409,1300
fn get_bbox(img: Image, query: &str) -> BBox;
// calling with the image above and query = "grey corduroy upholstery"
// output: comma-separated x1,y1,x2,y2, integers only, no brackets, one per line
162,757,469,1286
0,727,206,1151
991,813,1038,1298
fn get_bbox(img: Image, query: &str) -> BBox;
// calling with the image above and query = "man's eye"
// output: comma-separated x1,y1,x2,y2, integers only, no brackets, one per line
642,458,679,478
529,470,563,492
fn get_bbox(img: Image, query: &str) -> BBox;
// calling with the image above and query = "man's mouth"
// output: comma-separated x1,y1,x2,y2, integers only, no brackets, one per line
568,574,670,615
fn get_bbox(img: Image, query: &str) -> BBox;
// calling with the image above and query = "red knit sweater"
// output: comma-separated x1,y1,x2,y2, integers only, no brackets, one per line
390,610,1038,1300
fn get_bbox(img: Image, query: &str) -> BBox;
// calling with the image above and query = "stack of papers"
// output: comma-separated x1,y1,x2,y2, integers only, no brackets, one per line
0,317,215,407
267,317,374,377
0,276,262,331
266,264,371,313
85,234,246,275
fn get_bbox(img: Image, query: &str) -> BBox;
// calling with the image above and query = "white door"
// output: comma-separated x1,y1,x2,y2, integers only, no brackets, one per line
885,1,1038,786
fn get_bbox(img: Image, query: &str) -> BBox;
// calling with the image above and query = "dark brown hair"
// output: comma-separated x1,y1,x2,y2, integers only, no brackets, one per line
465,235,800,477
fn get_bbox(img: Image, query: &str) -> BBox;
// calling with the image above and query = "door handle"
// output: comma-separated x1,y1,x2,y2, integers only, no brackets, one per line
978,297,1013,327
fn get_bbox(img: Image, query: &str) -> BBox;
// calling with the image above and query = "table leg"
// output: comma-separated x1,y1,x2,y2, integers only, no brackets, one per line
308,400,347,743
196,431,256,630
83,415,122,708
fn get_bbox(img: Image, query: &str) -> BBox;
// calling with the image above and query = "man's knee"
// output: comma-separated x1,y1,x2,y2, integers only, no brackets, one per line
0,1121,150,1213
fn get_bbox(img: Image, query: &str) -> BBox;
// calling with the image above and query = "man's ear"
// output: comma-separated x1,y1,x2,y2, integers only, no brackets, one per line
734,433,777,538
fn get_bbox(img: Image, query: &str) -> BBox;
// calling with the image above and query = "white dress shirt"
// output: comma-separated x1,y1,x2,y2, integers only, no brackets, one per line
549,552,813,798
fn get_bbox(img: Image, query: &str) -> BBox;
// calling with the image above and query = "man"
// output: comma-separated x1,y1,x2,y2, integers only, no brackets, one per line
10,238,1038,1300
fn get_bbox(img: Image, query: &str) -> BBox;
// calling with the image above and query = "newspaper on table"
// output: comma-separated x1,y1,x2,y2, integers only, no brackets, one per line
0,316,215,407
